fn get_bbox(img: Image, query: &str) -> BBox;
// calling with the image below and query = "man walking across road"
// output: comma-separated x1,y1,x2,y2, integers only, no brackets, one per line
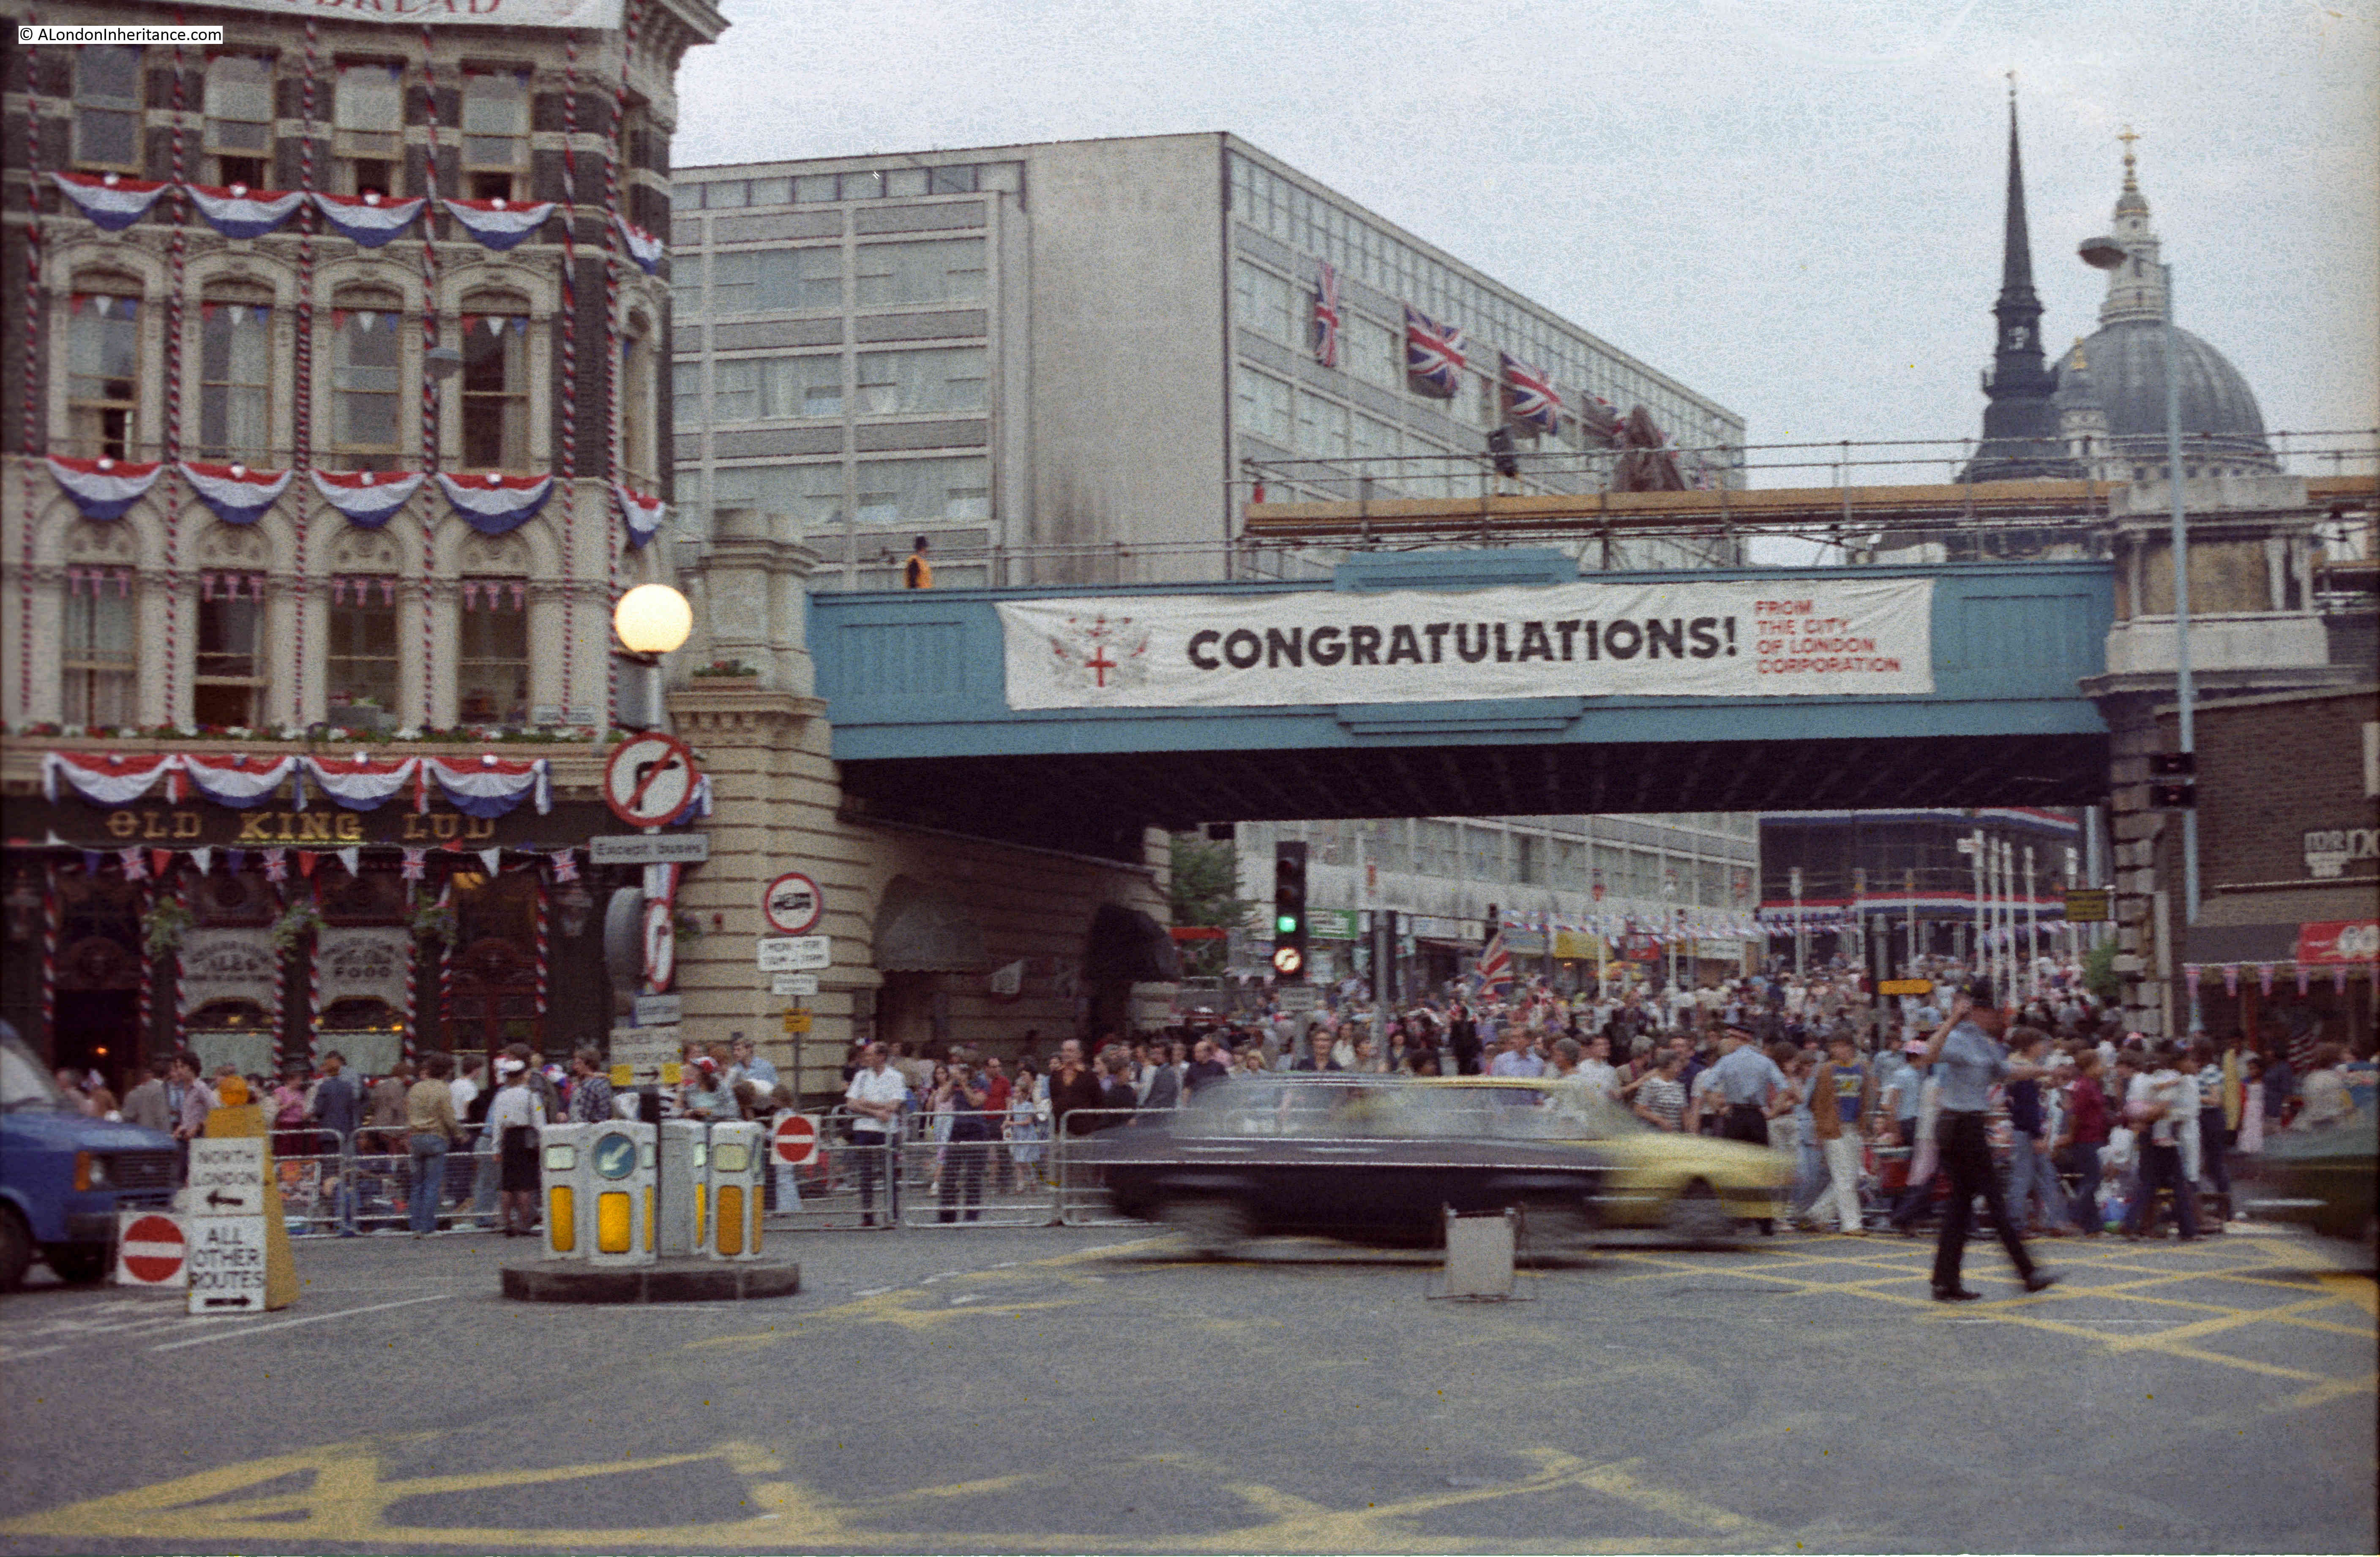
1809,1030,1873,1235
1916,981,2056,1300
310,1051,364,1236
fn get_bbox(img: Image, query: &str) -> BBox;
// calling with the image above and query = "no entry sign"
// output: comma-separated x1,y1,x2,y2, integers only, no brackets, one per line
772,1113,820,1167
115,1211,186,1287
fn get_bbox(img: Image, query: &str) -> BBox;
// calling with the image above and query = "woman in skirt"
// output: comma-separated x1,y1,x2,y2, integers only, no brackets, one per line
485,1059,548,1236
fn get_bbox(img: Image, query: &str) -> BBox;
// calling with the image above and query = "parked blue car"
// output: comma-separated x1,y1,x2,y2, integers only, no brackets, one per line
2,1026,179,1290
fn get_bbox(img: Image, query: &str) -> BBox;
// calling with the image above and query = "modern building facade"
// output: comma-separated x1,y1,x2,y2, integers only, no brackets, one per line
1240,811,1763,998
0,0,725,1083
665,133,1749,594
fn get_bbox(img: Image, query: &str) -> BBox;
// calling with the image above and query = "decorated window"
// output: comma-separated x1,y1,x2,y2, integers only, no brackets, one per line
458,305,527,470
460,71,528,202
194,591,265,728
72,47,143,172
327,575,401,722
620,323,654,487
456,577,529,728
63,585,136,728
204,55,275,189
331,296,404,469
333,63,402,197
198,290,274,464
66,284,142,461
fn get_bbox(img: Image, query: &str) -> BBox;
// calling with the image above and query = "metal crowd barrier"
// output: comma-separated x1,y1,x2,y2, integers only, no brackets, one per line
893,1110,1059,1228
259,1126,502,1238
1051,1106,1166,1227
763,1107,901,1231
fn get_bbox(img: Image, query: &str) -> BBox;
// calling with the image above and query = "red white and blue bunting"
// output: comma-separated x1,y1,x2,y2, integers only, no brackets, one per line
613,215,665,275
440,196,556,252
49,172,170,232
45,457,166,522
616,481,666,548
436,472,554,536
425,754,551,818
303,753,420,811
42,751,181,806
182,752,299,810
311,469,426,529
178,461,295,527
311,191,427,248
185,183,306,240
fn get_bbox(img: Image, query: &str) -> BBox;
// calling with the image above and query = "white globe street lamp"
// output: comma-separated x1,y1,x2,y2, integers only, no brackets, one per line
613,583,692,731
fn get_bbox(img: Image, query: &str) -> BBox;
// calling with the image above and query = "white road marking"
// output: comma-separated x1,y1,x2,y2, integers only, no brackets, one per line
147,1293,449,1352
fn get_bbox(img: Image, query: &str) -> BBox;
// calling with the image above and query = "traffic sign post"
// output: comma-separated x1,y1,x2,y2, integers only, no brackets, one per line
770,973,819,998
186,1216,269,1314
115,1211,187,1287
602,733,703,828
761,872,824,936
608,1025,682,1088
757,935,831,972
771,1113,820,1168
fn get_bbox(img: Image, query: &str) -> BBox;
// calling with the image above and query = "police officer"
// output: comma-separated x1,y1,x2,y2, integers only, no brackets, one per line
1700,1025,1787,1234
1916,978,2058,1301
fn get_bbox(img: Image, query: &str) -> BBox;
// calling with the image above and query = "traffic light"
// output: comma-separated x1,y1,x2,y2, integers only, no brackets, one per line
2149,781,2196,810
1487,425,1520,479
1272,842,1309,981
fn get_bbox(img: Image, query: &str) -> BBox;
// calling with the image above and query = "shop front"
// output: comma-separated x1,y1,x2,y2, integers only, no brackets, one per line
0,747,619,1093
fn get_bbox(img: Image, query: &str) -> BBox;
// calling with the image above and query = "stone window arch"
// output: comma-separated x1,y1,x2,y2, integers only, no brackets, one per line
331,286,407,470
64,269,145,461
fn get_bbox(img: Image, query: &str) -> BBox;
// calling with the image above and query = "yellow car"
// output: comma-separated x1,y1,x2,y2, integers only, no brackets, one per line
1422,1075,1792,1243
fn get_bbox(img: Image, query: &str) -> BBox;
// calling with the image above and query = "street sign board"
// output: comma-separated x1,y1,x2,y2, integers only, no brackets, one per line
590,833,710,866
186,1216,268,1314
770,973,819,998
116,1211,186,1287
1277,984,1320,1013
771,1114,820,1166
756,935,830,972
761,871,824,936
609,1025,681,1085
631,992,682,1027
1878,979,1935,997
602,733,702,828
2063,888,2112,924
187,1139,266,1214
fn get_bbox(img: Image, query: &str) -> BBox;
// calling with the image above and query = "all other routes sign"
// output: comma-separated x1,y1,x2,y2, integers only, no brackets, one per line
186,1216,268,1314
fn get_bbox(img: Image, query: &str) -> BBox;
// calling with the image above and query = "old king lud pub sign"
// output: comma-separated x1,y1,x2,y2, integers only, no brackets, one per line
4,795,611,850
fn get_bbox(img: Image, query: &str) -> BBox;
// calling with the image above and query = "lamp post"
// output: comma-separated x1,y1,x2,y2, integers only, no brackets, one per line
2082,232,2200,1019
613,583,693,731
2024,844,2039,999
1788,866,1804,979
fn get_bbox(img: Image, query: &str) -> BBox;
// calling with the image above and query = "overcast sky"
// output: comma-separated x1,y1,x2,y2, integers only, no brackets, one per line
674,0,2378,488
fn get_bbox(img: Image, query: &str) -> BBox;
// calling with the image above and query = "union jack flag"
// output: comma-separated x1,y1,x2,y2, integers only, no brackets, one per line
1501,350,1561,436
1313,261,1340,368
1474,924,1513,996
1403,304,1465,398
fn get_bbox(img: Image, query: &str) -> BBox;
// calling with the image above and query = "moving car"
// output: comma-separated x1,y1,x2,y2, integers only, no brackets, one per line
1,1027,179,1291
2240,1105,2377,1267
1069,1074,1609,1258
1423,1076,1792,1243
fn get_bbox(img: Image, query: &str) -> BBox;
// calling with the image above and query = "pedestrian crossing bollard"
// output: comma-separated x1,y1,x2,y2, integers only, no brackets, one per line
658,1119,710,1258
561,1120,657,1266
705,1121,766,1260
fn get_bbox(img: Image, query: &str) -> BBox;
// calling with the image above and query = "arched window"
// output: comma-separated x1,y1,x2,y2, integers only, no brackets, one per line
198,284,274,464
66,277,143,460
331,290,404,469
327,529,402,725
72,47,143,172
456,534,529,729
459,294,529,470
620,319,654,486
204,56,275,189
194,524,272,728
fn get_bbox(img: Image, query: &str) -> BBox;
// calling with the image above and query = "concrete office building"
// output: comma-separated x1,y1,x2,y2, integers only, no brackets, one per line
665,132,1748,593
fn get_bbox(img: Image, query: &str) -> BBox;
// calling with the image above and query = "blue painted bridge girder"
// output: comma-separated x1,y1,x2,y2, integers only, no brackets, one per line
805,556,2114,840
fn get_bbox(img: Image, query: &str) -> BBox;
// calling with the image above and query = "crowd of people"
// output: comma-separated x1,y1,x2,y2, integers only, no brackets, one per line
39,954,2373,1243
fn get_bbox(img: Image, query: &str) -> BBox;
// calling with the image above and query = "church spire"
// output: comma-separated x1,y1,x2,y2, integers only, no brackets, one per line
2094,126,2169,326
1962,79,2077,483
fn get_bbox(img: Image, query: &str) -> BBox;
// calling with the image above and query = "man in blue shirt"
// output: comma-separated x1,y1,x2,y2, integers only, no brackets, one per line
1699,1026,1788,1233
1916,980,2056,1301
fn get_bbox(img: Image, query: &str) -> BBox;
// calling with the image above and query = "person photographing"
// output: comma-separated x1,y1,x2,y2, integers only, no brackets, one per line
1916,979,2058,1301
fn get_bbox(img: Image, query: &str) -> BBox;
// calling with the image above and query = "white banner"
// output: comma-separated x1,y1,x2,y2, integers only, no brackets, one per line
997,578,1934,710
180,0,621,28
